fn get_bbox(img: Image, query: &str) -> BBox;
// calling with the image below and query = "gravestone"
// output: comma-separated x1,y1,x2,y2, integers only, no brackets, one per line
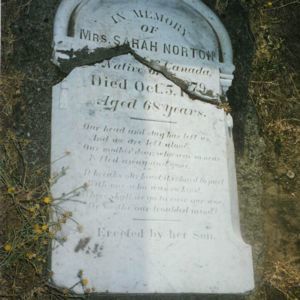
50,0,254,294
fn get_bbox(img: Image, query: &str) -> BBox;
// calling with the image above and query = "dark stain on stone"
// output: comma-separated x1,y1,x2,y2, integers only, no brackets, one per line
74,237,91,252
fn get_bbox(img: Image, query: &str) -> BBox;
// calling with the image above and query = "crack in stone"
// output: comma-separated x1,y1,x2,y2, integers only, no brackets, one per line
56,44,132,72
56,44,225,106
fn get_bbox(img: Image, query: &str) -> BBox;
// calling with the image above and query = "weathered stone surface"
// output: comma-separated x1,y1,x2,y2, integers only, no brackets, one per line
51,0,254,294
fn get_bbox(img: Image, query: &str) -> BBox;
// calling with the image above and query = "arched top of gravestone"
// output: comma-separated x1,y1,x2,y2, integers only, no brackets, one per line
53,0,235,101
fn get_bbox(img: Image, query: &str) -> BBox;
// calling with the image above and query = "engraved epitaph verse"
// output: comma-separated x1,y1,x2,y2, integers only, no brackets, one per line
51,0,254,294
53,54,227,238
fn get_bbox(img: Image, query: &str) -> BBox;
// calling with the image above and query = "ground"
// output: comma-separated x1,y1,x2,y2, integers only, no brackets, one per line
0,0,299,299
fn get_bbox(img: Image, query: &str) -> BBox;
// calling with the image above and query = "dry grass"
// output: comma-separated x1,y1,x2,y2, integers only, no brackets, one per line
0,73,90,298
245,0,300,298
0,2,79,297
266,261,300,300
0,125,87,299
0,73,88,297
1,0,300,299
248,1,300,141
1,0,32,63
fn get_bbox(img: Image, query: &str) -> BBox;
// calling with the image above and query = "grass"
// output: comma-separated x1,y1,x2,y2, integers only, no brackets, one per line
244,0,300,299
0,2,88,297
0,129,90,299
1,0,300,299
0,74,90,297
266,261,300,300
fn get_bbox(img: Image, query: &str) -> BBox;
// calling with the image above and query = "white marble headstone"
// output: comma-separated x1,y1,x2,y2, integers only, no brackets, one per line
51,0,254,294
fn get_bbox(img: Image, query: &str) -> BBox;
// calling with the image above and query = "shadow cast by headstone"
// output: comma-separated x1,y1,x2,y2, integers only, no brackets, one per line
214,0,255,154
